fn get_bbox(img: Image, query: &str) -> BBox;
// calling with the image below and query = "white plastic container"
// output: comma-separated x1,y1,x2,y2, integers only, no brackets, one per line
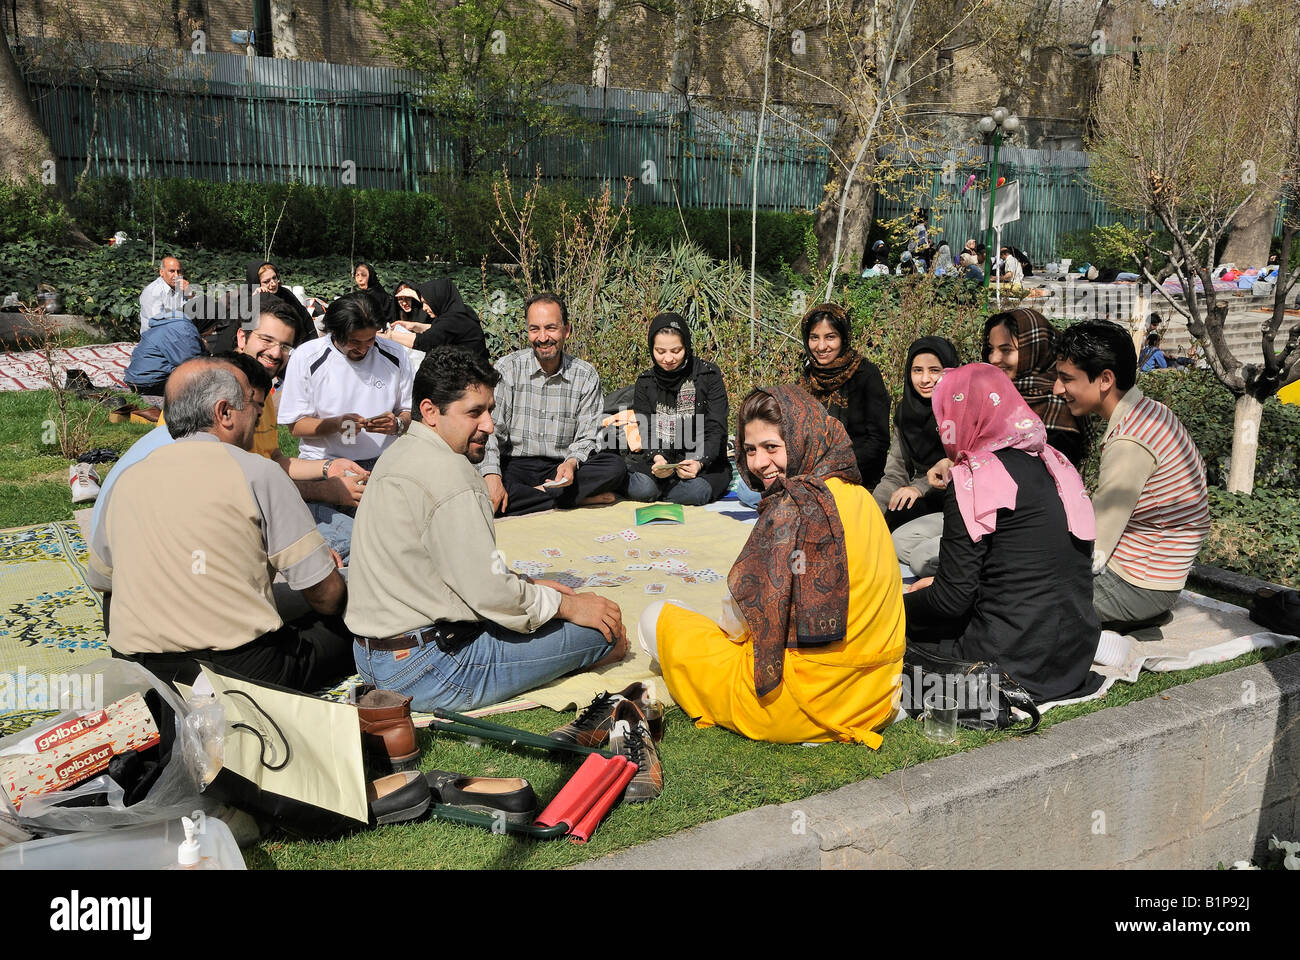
0,810,245,870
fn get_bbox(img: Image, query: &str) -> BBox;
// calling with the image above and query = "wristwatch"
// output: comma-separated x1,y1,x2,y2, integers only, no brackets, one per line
321,458,336,479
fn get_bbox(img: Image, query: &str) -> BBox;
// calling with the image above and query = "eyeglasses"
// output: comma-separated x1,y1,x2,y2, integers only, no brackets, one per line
250,331,293,355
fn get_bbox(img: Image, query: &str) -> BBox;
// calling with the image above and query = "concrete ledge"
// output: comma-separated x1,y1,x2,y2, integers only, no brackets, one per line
579,651,1300,869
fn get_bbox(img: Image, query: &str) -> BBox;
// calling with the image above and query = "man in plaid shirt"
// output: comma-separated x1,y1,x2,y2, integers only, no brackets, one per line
480,293,628,516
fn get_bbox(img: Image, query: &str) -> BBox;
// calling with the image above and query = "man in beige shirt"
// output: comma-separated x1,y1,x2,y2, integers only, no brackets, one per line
87,355,352,691
346,346,628,713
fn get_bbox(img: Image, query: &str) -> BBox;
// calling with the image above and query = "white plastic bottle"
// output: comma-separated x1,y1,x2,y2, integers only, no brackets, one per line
165,815,218,870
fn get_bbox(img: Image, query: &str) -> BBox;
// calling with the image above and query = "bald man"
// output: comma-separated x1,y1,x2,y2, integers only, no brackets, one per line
88,355,352,690
139,255,194,334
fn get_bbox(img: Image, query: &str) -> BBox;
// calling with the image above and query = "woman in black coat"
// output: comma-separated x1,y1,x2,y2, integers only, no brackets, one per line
623,312,732,505
903,363,1102,704
353,262,399,330
245,260,314,344
379,279,488,362
797,302,890,488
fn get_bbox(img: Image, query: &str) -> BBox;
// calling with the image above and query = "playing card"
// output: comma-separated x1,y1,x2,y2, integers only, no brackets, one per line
625,549,640,559
681,575,698,584
583,575,617,588
645,583,666,595
648,549,663,558
541,548,563,558
619,528,641,542
663,548,689,556
695,568,722,583
594,533,619,543
584,555,616,563
549,572,586,589
613,575,632,584
626,563,651,571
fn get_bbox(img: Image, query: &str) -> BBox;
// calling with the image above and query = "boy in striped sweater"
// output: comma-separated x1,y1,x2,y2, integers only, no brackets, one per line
1054,321,1210,636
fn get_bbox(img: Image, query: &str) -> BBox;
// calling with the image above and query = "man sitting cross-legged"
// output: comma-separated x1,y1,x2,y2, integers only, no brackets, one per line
1053,320,1210,636
277,292,413,560
346,346,629,713
86,356,353,691
479,292,627,516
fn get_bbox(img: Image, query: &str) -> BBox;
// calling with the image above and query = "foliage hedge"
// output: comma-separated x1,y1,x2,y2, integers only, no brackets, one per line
0,176,812,273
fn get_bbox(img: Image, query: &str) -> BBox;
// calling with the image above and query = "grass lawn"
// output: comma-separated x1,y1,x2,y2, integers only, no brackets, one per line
246,644,1292,870
0,389,1292,869
0,390,153,528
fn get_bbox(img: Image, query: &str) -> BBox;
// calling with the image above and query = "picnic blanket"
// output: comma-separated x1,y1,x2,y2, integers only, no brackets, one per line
0,522,109,738
0,343,134,392
490,501,754,713
1040,591,1299,712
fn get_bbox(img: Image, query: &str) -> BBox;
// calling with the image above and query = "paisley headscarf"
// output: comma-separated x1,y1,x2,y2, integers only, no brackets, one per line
731,385,862,698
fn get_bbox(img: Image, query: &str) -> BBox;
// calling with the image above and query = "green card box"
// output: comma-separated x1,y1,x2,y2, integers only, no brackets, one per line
635,503,686,525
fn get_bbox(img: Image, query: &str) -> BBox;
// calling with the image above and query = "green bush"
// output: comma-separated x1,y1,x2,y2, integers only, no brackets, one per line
1202,489,1300,587
1138,368,1300,492
57,174,812,272
0,180,75,246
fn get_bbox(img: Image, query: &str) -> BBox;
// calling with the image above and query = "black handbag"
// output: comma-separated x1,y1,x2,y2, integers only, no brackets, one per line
901,643,1042,733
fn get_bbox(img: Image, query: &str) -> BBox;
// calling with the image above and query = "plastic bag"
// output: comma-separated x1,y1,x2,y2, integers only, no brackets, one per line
0,658,215,835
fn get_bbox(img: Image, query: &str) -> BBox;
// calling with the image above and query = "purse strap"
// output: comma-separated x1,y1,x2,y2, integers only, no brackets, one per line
993,675,1042,735
226,689,292,771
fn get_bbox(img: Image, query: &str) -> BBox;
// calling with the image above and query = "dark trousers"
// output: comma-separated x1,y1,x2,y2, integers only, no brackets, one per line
883,488,947,533
113,612,355,694
498,451,628,516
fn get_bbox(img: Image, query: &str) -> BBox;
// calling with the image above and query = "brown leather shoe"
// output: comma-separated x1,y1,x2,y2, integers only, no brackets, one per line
548,682,646,748
610,700,663,802
356,686,419,772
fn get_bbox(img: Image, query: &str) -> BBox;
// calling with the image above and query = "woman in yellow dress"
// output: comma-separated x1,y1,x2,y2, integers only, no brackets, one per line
639,385,905,746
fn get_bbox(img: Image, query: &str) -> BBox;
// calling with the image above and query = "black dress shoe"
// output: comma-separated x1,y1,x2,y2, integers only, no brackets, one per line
425,769,538,825
367,771,431,826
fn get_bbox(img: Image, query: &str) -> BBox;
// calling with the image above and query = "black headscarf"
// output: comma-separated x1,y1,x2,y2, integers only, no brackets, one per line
356,263,397,328
894,336,960,468
245,260,313,343
647,312,695,392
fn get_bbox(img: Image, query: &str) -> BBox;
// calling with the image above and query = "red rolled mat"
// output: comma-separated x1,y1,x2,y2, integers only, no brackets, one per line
535,754,631,829
568,759,638,843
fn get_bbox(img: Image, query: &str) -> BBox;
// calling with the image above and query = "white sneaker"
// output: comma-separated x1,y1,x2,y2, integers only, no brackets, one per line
69,462,101,503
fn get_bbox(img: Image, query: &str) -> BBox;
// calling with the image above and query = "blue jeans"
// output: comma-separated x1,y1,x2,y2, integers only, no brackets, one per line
625,471,715,506
736,479,763,509
309,503,355,563
352,619,613,713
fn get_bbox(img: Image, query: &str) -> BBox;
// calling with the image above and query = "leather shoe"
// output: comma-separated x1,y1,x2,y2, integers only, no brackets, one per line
610,700,663,803
426,769,538,825
355,685,419,772
548,681,646,748
367,771,431,826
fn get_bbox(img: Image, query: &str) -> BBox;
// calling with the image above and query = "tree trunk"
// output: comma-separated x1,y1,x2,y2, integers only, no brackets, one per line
814,122,878,273
591,0,613,88
1221,190,1279,269
668,0,696,97
270,1,299,60
1226,392,1263,494
0,22,56,185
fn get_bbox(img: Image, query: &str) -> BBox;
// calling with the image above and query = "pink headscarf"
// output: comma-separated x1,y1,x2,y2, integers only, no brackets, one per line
932,363,1095,542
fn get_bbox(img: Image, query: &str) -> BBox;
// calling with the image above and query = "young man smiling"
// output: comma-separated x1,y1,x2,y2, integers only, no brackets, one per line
479,292,627,516
346,346,629,712
1054,320,1209,635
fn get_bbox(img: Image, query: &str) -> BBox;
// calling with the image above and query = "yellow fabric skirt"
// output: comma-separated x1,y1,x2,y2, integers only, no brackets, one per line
657,478,905,747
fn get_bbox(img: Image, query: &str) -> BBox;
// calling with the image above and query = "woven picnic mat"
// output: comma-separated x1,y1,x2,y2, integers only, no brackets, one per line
0,521,108,737
0,343,134,392
491,500,753,713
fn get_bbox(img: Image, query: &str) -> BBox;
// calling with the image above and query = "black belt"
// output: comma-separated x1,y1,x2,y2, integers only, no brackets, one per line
357,621,480,654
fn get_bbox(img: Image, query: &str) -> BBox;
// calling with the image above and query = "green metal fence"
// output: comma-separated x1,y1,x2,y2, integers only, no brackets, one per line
27,77,829,212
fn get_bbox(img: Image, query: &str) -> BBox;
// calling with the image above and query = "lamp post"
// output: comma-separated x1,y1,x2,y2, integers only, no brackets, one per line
977,107,1020,289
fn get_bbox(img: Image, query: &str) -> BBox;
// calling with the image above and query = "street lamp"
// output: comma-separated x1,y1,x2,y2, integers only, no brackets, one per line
978,106,1020,288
